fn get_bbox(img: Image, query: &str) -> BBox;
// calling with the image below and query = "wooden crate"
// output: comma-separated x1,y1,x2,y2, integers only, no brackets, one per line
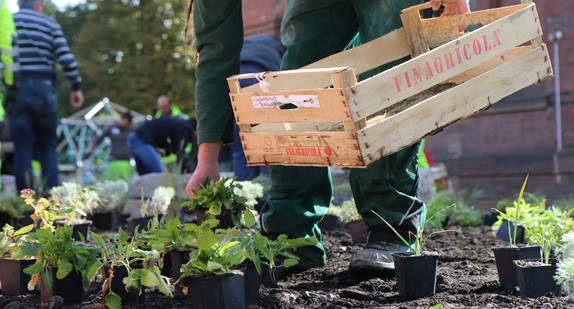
227,0,553,168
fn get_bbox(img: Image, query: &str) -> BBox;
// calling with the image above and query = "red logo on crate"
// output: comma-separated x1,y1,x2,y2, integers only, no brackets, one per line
394,28,502,93
276,135,338,158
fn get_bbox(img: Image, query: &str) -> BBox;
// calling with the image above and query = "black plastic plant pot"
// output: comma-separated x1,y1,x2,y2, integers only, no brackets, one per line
71,222,91,241
127,216,154,234
492,245,540,288
318,214,343,232
240,263,263,307
0,258,36,295
514,258,562,298
92,211,118,230
108,265,145,306
161,250,189,281
182,272,245,309
392,252,439,299
495,219,525,243
347,220,367,244
52,269,85,304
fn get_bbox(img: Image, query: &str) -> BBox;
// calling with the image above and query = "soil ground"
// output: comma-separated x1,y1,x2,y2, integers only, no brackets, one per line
1,224,572,308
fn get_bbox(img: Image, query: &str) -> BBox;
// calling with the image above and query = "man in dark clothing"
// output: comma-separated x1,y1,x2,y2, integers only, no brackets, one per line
127,117,194,175
186,0,470,279
11,0,83,192
88,112,134,181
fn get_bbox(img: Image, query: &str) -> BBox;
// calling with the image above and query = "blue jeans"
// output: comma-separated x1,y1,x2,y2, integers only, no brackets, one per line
8,77,59,192
231,62,268,181
127,132,163,175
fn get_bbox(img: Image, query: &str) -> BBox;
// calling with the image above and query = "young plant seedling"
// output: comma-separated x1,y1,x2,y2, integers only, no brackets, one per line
372,204,455,256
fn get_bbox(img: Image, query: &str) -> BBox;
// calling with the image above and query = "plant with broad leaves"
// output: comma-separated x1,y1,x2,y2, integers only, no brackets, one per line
22,226,100,294
90,229,173,309
181,177,256,228
180,225,247,278
0,224,36,258
236,232,318,276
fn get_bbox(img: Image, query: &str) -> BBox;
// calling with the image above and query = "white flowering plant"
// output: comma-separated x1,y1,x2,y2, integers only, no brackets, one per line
327,199,362,223
555,231,574,294
234,180,264,207
94,179,129,212
147,186,175,216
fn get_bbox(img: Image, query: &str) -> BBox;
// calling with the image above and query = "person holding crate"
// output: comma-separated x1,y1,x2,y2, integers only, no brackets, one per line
186,0,470,278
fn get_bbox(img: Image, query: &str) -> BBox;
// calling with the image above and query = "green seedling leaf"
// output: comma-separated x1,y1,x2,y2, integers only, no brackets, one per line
282,258,299,268
13,224,34,236
57,258,74,279
243,210,256,228
198,229,217,252
105,291,122,309
23,263,43,275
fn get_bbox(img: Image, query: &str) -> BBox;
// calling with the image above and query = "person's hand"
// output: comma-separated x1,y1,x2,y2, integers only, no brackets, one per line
70,90,84,109
431,0,470,16
185,142,222,199
431,0,470,31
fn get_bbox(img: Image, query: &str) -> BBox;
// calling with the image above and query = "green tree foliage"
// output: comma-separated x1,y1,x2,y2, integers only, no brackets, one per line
53,0,195,117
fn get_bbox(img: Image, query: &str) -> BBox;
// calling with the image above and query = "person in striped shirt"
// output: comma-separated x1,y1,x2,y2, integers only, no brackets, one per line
10,0,84,192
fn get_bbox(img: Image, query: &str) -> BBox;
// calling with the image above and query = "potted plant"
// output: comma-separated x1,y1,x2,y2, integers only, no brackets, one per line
145,217,205,281
0,223,37,295
0,192,28,227
328,199,365,243
555,231,574,296
90,229,173,309
236,230,318,304
373,204,454,299
491,176,541,289
179,225,248,309
50,182,101,240
93,179,129,230
127,186,174,234
513,207,563,298
182,177,256,229
22,225,101,306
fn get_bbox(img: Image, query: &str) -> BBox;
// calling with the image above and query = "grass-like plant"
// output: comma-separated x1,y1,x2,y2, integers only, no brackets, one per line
372,204,454,256
493,175,529,248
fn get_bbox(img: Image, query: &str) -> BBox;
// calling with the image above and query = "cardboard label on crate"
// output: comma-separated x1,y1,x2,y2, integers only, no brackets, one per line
251,95,320,109
275,135,338,158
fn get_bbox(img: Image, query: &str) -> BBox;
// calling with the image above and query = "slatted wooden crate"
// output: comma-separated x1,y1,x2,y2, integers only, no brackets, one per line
227,0,553,168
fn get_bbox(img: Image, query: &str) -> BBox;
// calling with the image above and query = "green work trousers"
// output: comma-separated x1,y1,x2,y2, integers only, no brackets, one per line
264,0,424,263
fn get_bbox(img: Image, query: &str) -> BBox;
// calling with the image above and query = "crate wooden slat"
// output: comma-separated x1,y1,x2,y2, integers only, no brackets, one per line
227,1,553,168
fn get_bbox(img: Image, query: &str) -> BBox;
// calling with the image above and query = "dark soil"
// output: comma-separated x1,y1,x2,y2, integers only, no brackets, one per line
1,225,572,308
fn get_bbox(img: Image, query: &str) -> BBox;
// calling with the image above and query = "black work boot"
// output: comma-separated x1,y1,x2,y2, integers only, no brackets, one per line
349,227,411,278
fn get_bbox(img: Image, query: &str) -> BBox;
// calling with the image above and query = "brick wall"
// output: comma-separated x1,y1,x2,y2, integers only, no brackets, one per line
426,0,574,208
242,0,286,38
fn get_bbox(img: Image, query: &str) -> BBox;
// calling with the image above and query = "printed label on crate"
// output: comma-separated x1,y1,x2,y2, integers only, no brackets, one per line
274,135,338,157
393,28,503,93
251,95,320,109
